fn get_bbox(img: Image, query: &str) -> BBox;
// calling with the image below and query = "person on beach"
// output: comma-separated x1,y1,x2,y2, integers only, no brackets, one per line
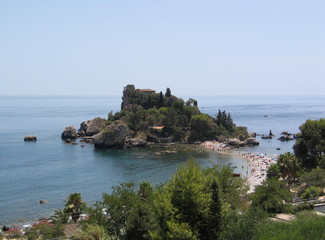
2,226,9,232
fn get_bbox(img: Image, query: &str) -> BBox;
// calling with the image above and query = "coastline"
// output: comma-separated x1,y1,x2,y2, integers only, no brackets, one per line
201,141,278,193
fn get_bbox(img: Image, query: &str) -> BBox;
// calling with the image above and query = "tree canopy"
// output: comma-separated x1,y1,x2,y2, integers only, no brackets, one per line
293,119,325,170
110,85,247,143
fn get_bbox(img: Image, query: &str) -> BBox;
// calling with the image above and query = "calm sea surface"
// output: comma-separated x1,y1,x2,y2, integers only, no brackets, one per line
0,95,324,225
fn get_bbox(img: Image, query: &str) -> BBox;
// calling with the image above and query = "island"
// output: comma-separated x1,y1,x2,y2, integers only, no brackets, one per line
61,84,259,149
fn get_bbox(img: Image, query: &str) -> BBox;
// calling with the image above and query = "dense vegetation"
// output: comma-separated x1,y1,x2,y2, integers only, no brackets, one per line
265,119,325,204
108,85,248,143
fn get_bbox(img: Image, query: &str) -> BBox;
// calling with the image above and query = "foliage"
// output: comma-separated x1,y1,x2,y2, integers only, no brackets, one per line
214,110,234,132
186,98,198,107
74,223,112,240
298,168,325,187
276,152,301,184
266,164,281,179
165,88,172,97
300,186,323,199
3,228,23,239
291,203,314,213
85,182,157,240
189,114,216,141
204,165,249,212
73,160,250,240
293,118,325,170
114,85,247,142
25,222,64,240
250,178,293,214
64,193,86,222
125,199,157,240
152,160,223,240
219,208,268,240
255,211,325,240
50,208,70,224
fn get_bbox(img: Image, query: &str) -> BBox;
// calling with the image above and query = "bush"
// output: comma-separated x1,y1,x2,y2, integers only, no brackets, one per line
255,211,325,240
292,203,314,213
301,186,323,200
220,209,268,240
25,222,64,240
74,224,112,240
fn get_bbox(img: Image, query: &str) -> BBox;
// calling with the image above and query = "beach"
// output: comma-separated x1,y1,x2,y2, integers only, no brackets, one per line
202,141,278,193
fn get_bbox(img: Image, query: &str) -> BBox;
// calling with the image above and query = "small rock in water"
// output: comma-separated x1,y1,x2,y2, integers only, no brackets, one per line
24,136,37,141
40,200,48,204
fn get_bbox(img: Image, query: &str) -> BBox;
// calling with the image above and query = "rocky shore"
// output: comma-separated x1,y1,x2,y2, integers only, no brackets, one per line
61,117,261,149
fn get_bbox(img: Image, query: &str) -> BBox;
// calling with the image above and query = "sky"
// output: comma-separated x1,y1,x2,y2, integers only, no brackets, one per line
1,1,324,96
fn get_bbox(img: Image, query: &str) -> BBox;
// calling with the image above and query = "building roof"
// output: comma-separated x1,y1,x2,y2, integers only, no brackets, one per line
149,126,164,130
137,89,156,92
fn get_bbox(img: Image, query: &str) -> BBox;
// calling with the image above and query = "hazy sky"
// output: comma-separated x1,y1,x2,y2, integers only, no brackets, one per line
1,1,324,96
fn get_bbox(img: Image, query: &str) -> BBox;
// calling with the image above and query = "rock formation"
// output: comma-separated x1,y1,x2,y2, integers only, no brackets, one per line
93,120,129,148
78,117,106,136
244,137,260,145
227,137,259,147
61,126,78,139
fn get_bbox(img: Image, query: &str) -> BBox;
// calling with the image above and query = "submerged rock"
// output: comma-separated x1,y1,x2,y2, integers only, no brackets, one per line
278,135,294,141
93,120,129,148
61,126,78,139
261,134,272,139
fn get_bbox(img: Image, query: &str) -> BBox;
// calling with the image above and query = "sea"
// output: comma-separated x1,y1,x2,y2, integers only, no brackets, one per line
0,95,324,225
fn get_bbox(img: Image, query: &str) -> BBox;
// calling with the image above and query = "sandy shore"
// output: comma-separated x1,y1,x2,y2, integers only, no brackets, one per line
201,141,278,193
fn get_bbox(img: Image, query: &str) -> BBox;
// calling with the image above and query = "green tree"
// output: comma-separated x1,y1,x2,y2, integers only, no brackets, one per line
277,152,301,184
64,193,86,222
204,165,249,212
299,168,325,187
250,178,293,214
152,160,222,240
293,119,325,170
50,209,70,224
101,182,138,237
301,186,323,200
266,164,281,179
220,209,267,240
158,91,164,108
190,114,216,141
165,88,172,97
74,224,112,240
125,200,157,240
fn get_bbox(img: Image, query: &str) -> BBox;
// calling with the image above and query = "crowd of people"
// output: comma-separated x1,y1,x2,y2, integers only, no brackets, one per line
202,141,278,193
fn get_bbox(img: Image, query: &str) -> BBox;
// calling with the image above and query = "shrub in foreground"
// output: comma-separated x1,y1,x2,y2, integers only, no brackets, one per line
255,211,325,240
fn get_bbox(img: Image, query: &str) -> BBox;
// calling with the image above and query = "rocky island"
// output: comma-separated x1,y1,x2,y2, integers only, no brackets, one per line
62,85,259,148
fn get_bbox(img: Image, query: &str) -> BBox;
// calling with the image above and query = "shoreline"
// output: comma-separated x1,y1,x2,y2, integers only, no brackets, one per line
201,141,278,193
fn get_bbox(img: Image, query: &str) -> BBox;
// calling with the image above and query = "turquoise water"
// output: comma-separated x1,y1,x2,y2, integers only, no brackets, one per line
0,95,324,225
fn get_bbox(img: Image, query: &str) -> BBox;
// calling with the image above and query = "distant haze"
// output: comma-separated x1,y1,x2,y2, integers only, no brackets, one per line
0,1,324,96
